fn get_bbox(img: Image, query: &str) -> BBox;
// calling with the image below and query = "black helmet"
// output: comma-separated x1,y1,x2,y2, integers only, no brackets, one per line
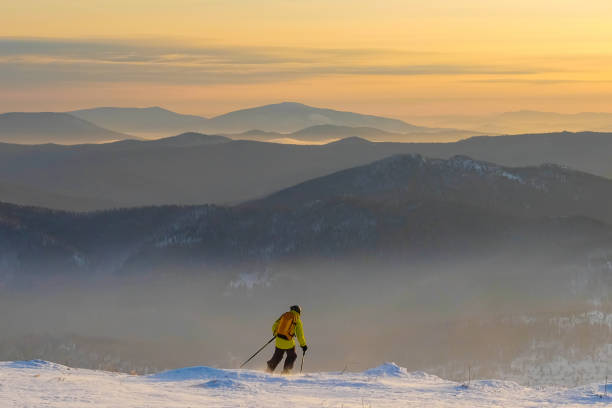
290,305,302,314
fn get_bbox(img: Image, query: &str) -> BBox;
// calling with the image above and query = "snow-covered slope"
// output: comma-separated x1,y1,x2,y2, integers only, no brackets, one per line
1,360,609,407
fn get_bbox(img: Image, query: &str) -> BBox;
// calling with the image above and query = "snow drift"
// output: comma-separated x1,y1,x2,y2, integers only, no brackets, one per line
1,360,610,407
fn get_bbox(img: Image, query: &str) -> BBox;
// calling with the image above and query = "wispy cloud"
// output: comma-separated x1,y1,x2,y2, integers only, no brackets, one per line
0,37,545,87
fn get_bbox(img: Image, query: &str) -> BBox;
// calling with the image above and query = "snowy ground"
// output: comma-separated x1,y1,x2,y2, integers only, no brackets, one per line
1,360,610,407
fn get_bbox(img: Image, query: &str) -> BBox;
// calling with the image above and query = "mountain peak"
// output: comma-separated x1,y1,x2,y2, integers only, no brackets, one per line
274,101,309,107
253,152,612,226
158,132,231,146
227,102,313,113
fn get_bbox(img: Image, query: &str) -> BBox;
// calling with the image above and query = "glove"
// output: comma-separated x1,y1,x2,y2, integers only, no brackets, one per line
301,345,308,353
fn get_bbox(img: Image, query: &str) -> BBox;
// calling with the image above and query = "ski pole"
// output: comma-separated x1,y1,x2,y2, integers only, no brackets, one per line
300,349,306,373
240,336,276,368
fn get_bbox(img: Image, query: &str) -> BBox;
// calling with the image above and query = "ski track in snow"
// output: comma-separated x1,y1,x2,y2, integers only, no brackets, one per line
0,360,610,407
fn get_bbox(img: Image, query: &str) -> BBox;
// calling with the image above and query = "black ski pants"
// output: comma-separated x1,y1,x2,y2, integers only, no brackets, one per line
267,347,297,373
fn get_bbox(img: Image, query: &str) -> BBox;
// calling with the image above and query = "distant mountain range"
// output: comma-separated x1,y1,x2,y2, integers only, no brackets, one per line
5,104,612,145
0,131,611,211
68,102,429,136
234,124,393,142
0,103,476,144
413,110,612,134
229,124,476,143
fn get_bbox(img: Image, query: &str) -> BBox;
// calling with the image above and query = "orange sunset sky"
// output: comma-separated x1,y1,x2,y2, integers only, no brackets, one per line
1,0,612,119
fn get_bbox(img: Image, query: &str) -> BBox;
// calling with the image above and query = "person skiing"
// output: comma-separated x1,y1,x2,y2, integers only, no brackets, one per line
266,305,307,374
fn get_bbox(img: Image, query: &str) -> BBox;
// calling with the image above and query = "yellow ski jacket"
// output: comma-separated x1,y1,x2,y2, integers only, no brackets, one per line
272,310,307,350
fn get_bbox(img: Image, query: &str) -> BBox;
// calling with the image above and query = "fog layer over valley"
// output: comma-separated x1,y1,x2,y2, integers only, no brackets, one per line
2,155,612,386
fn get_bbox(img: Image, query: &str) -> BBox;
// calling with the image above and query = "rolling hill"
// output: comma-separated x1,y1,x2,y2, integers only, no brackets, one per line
68,102,464,137
255,154,612,223
70,107,210,136
230,124,478,143
0,112,129,144
0,131,612,210
204,102,421,133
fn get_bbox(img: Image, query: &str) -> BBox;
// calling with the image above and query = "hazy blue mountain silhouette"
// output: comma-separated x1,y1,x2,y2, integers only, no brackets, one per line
0,112,128,144
233,124,394,142
230,124,477,143
6,103,475,142
70,107,210,135
204,102,421,133
69,102,434,135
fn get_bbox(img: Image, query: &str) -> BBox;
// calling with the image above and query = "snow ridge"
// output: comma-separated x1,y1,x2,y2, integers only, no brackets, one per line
2,360,610,407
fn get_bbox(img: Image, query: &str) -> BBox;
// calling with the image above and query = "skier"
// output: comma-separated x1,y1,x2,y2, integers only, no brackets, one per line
266,305,308,374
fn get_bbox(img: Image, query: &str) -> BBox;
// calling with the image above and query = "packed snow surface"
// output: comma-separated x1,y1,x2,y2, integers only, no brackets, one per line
1,360,610,407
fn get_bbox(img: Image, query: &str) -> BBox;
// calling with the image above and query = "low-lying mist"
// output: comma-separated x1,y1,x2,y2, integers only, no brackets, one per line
2,251,610,386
